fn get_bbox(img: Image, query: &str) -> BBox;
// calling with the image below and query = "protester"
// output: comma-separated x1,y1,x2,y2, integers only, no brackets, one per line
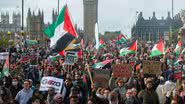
15,79,33,104
46,87,55,104
138,79,159,104
0,34,184,104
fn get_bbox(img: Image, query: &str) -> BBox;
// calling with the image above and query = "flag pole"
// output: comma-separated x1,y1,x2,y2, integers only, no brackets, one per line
135,40,138,57
86,64,94,89
57,0,59,14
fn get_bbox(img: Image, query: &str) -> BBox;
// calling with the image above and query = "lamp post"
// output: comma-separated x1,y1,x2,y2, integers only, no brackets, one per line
58,0,59,14
22,0,24,31
172,0,174,20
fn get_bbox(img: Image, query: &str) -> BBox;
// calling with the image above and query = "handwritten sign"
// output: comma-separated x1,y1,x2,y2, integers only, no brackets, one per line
93,69,111,88
112,64,133,78
143,61,161,74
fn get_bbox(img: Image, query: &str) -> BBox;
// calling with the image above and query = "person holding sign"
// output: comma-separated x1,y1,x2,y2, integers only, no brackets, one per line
113,78,126,101
138,79,159,104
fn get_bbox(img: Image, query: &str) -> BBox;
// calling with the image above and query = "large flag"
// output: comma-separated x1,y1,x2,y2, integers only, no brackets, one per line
150,39,164,57
92,59,113,69
44,5,77,54
116,34,127,44
50,54,63,61
95,23,100,49
120,40,137,56
0,56,9,78
174,40,182,55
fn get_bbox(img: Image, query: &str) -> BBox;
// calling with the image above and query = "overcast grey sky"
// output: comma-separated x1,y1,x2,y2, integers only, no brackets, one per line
0,0,185,37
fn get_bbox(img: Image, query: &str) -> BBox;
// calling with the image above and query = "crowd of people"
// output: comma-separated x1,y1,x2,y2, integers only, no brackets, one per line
0,38,184,104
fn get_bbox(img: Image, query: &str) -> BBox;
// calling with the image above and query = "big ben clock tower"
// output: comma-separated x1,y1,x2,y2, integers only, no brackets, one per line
83,0,98,42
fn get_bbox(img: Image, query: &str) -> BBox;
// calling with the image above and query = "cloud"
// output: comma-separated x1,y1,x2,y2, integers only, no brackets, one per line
0,0,19,8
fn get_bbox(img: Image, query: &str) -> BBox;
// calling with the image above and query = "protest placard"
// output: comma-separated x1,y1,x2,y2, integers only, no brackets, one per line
39,77,63,93
93,69,111,88
142,60,161,74
0,52,9,60
112,64,133,78
64,53,76,65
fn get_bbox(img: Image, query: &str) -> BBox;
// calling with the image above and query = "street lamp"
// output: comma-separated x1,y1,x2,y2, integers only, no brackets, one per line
22,0,24,31
58,0,59,14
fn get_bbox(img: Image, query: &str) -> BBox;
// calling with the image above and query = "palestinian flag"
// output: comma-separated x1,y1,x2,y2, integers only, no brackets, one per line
77,49,83,59
174,40,182,55
111,39,115,43
44,5,77,54
99,38,104,48
0,57,9,78
116,34,127,44
50,54,63,61
73,43,81,49
174,56,184,67
65,48,82,59
136,63,141,71
92,59,113,69
150,39,164,57
182,49,185,54
120,40,137,56
119,34,127,43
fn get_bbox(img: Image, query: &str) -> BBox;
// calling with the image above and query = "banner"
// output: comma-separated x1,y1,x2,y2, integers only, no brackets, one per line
112,64,133,78
26,39,38,45
93,69,111,88
39,77,63,93
143,61,161,74
0,52,9,60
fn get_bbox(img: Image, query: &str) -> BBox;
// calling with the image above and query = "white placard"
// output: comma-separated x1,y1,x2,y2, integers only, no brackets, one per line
164,32,169,41
39,77,63,93
0,52,9,60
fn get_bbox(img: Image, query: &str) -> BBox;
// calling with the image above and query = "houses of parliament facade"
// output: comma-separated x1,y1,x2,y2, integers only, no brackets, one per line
0,9,58,40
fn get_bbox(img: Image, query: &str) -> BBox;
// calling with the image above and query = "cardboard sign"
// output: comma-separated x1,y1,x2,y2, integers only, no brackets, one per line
112,64,133,78
93,69,111,88
143,61,161,74
39,77,63,93
174,71,182,80
64,54,76,65
0,52,9,60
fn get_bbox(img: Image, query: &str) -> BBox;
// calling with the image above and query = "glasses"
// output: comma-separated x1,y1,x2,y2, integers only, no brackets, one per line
126,92,132,94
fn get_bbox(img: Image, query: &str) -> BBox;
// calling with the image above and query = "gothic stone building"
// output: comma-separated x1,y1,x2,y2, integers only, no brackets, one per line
27,9,58,40
26,9,45,40
0,12,21,39
83,0,98,42
131,12,182,42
